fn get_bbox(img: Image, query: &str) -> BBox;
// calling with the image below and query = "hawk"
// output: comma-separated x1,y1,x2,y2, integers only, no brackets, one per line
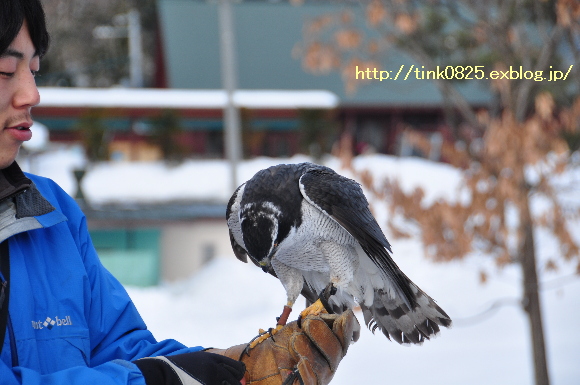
226,162,451,345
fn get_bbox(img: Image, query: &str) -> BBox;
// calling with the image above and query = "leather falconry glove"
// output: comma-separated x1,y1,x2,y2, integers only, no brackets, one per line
206,310,360,385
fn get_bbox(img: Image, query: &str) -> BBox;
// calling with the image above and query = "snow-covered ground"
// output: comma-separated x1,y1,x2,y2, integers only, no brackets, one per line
19,146,580,385
127,251,579,385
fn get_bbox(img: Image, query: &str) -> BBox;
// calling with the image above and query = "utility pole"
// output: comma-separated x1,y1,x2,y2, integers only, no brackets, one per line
127,9,143,88
218,0,242,193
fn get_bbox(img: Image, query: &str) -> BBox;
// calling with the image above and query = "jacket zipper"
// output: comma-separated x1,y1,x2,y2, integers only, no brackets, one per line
7,313,18,367
0,272,18,367
0,277,5,312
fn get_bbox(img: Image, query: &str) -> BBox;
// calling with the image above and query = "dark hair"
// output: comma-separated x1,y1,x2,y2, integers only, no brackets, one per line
0,0,50,58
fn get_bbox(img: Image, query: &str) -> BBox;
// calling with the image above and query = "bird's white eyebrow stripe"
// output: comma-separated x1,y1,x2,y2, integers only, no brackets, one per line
262,201,281,215
227,183,247,249
241,201,281,216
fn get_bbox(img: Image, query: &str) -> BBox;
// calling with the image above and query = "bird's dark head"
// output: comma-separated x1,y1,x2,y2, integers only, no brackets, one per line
240,202,281,272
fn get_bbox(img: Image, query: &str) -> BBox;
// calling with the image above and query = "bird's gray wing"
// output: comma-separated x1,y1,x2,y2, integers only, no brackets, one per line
300,168,451,344
299,168,416,307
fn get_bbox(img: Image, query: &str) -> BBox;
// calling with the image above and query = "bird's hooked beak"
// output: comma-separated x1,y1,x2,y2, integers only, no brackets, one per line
258,243,278,273
259,260,270,273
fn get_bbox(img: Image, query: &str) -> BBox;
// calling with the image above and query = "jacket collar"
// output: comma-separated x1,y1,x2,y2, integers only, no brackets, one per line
0,162,31,204
0,162,66,242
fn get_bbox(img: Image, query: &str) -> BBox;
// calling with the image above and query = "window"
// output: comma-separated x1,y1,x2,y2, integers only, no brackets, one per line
90,228,161,286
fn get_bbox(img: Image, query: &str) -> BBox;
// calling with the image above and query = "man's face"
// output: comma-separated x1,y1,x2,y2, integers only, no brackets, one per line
0,21,41,169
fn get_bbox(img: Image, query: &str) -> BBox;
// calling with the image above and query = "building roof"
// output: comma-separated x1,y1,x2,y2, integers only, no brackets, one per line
157,0,491,108
82,201,227,224
38,87,339,109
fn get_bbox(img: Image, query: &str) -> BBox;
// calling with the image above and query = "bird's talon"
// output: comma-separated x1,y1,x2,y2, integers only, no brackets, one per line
299,298,329,319
243,344,252,357
248,325,283,349
268,328,277,342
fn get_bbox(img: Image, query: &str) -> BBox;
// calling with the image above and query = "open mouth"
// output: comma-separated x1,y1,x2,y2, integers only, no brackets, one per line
5,126,31,132
5,124,32,141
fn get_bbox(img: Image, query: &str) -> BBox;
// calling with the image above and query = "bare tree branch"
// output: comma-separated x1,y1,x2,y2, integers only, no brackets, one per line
515,25,564,121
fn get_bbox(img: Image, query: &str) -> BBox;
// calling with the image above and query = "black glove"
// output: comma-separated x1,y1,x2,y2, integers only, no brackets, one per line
134,350,246,385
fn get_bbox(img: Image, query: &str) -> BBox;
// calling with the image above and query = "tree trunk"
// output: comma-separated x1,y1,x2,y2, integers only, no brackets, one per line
520,199,550,385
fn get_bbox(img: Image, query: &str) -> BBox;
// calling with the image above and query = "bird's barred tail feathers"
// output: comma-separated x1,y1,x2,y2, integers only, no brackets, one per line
360,282,452,345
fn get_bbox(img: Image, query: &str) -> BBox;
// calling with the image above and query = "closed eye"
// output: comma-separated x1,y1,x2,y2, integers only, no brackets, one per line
0,71,38,78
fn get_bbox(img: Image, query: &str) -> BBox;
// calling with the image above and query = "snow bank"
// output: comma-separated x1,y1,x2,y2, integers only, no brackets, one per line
128,248,580,385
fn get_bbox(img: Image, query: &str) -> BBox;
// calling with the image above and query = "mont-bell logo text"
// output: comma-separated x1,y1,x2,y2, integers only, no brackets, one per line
31,316,73,330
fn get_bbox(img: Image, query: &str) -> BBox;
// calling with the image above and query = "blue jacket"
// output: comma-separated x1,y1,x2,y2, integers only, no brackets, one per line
0,173,203,384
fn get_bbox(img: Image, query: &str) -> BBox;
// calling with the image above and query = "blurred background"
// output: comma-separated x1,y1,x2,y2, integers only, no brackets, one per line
17,1,580,384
